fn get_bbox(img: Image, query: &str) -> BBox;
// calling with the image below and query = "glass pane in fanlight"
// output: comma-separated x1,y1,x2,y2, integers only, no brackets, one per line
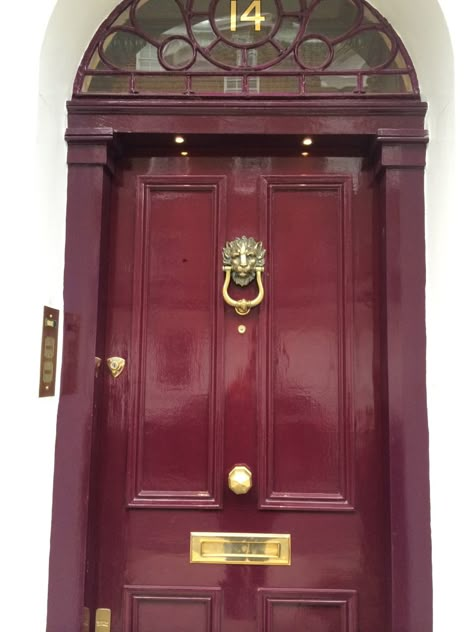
191,16,217,47
330,29,393,70
86,50,103,71
102,32,151,70
306,0,359,39
305,74,357,93
268,53,299,70
135,75,187,93
259,75,299,94
191,75,243,93
192,0,213,14
279,0,302,12
247,43,280,65
136,42,161,71
210,41,242,66
135,0,184,40
193,52,217,71
274,16,301,48
161,38,195,69
363,73,413,93
362,4,380,25
84,75,131,93
110,6,133,28
214,0,277,46
388,51,410,71
298,38,331,68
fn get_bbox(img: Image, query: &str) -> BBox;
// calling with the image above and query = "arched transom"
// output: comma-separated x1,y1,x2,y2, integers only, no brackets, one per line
75,0,418,97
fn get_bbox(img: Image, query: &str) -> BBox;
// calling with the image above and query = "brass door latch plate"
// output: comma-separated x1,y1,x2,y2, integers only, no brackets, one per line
39,306,59,397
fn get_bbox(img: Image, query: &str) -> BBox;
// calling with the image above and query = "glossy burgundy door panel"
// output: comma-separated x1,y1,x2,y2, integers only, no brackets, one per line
91,150,390,632
128,177,226,508
124,586,222,632
258,589,358,632
259,176,354,511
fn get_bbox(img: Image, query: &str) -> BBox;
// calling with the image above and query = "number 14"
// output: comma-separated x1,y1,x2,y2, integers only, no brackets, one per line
230,0,266,32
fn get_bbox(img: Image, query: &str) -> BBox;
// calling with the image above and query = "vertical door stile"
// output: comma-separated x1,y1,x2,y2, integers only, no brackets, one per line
257,174,270,509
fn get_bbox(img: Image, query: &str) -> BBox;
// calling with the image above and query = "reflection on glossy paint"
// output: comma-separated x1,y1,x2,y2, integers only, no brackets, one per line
90,149,391,632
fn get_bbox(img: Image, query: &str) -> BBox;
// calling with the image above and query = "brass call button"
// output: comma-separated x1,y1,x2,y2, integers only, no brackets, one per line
190,532,291,566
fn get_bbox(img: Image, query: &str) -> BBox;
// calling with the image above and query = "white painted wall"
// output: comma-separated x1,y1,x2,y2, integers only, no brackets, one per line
0,1,472,630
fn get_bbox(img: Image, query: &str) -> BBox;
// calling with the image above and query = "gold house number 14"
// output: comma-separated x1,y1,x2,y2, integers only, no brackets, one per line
230,0,266,31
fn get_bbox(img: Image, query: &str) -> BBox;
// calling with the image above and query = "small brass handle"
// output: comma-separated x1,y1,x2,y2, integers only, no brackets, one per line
222,267,264,316
107,357,126,379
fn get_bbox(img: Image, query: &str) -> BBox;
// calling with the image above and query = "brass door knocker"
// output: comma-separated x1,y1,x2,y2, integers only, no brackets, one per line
222,236,265,316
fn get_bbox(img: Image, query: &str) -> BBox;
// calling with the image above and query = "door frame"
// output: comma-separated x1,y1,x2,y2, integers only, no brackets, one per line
47,98,431,632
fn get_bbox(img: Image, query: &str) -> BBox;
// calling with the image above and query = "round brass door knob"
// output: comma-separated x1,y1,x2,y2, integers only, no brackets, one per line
228,465,253,495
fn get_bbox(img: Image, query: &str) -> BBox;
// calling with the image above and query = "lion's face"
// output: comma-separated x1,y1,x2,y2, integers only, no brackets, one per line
222,236,266,287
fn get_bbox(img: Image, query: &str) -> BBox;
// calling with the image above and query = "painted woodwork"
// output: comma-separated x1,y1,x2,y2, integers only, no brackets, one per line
124,587,222,632
48,128,117,631
375,128,431,631
75,148,391,632
48,12,430,632
258,588,358,632
127,176,226,508
48,115,431,632
259,176,354,511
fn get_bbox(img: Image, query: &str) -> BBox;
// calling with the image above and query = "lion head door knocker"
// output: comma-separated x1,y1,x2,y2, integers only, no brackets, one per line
222,236,266,316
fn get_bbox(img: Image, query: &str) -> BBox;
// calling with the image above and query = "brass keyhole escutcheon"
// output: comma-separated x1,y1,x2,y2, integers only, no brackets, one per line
228,465,253,495
107,357,126,379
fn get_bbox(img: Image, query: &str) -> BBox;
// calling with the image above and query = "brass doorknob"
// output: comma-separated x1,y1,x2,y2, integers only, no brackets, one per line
228,465,253,495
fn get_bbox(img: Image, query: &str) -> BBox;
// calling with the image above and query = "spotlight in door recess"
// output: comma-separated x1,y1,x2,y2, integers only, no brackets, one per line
175,135,185,144
302,137,313,146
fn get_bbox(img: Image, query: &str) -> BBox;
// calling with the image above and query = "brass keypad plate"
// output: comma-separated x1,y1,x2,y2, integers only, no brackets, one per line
190,532,291,565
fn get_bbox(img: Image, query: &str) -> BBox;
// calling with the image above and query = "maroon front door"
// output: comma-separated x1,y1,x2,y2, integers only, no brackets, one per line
90,138,390,632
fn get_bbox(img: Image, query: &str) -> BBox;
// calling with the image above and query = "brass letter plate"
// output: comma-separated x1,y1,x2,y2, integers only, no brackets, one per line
190,532,291,566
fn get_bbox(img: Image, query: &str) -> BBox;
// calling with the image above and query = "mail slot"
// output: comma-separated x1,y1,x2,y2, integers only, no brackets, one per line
190,532,291,565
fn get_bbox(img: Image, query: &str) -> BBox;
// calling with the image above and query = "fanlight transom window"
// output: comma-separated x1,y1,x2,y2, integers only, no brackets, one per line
76,0,418,97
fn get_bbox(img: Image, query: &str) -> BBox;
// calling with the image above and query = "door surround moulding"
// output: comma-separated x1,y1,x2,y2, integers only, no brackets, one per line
47,101,431,632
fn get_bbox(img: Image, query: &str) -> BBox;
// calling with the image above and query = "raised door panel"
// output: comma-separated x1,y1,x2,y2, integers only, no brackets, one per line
259,176,354,511
127,176,226,508
124,586,222,632
258,589,357,632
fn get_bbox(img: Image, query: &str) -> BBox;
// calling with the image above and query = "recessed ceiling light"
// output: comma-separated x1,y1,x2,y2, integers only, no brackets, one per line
175,135,185,144
180,151,189,156
301,151,309,157
302,137,313,146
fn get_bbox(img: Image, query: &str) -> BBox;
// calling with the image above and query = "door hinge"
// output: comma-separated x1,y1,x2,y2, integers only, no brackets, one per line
95,608,111,632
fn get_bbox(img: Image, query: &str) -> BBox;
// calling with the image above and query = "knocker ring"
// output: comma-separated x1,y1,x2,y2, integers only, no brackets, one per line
222,236,266,316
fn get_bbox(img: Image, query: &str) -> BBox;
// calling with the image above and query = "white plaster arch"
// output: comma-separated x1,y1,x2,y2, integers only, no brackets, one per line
31,2,470,632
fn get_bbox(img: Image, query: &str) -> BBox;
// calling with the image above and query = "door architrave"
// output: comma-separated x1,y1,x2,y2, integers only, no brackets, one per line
47,98,431,632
